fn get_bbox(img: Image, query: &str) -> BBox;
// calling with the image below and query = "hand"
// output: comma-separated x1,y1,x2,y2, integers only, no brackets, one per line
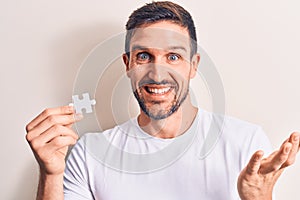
26,106,82,175
237,132,300,200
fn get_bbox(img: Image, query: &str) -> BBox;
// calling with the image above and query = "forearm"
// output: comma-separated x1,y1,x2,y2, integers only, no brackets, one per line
36,172,64,200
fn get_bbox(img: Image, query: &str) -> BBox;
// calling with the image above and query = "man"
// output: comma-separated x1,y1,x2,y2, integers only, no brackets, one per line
26,1,299,200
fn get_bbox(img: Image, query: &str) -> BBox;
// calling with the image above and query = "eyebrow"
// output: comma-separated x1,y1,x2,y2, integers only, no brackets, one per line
131,45,187,52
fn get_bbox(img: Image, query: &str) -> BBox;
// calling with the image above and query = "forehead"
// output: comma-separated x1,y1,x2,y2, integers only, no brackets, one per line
130,21,191,51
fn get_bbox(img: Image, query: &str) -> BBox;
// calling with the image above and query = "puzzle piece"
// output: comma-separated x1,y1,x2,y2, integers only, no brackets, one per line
71,93,96,114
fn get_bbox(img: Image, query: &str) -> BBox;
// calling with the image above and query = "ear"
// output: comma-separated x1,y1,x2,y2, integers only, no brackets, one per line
122,53,130,77
189,53,200,79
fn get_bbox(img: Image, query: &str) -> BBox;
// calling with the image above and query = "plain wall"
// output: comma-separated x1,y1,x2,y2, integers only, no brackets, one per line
1,0,299,199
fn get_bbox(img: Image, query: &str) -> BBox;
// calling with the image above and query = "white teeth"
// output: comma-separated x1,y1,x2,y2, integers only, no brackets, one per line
148,87,170,94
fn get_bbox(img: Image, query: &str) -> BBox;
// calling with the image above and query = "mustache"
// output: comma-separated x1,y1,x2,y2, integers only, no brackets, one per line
138,79,176,88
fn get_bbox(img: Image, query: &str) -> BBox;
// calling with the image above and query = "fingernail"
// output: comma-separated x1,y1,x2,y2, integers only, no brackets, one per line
255,152,263,161
68,104,74,112
74,113,83,120
255,155,261,161
284,146,291,154
293,135,299,142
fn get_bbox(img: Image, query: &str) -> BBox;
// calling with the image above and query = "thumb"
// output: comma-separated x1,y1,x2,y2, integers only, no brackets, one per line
246,150,264,175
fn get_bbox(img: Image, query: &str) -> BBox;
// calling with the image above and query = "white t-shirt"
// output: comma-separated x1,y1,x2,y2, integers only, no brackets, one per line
64,109,273,200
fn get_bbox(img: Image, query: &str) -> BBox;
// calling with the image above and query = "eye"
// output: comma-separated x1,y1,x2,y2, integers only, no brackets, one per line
137,52,151,62
168,54,180,61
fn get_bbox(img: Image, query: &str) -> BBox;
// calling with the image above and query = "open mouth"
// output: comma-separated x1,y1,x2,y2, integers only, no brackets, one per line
144,86,172,95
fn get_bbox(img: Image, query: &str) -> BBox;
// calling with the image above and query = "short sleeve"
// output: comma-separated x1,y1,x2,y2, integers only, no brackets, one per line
64,136,94,200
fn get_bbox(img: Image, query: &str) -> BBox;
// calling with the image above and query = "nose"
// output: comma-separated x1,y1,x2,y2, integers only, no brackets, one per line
148,60,168,82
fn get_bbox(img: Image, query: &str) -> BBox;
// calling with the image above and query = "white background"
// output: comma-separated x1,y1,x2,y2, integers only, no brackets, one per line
1,0,299,199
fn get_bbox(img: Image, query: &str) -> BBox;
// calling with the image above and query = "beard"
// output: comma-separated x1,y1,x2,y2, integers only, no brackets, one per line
133,86,189,120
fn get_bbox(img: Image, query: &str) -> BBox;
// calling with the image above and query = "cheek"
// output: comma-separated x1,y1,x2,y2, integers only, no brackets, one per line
128,62,153,75
127,61,141,76
128,66,148,84
173,66,192,82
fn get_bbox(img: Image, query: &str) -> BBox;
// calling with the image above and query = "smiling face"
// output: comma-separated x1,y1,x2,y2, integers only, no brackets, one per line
123,21,199,120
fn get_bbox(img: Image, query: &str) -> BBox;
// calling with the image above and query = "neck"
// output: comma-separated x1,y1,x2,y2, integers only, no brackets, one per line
137,96,198,139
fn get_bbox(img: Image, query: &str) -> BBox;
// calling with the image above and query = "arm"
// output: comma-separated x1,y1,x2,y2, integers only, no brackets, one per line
238,132,300,200
26,106,82,200
37,173,64,200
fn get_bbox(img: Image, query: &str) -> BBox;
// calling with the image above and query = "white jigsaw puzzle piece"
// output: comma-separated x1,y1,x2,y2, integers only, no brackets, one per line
71,93,96,114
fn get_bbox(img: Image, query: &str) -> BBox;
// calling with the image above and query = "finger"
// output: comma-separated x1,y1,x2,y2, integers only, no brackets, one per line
264,136,291,162
44,135,78,154
289,132,299,151
26,106,75,132
260,142,292,174
275,142,292,168
246,150,264,175
281,132,300,168
29,125,78,149
66,124,73,130
26,113,82,142
42,125,78,144
36,135,78,160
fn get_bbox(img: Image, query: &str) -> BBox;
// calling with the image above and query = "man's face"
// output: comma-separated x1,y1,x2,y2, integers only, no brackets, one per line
123,21,199,120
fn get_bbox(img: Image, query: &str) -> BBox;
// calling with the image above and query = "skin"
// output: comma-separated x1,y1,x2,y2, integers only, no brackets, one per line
26,106,80,200
26,21,299,200
238,132,300,200
123,21,200,138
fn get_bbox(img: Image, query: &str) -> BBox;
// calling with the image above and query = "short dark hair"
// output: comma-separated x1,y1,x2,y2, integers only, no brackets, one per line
125,1,197,58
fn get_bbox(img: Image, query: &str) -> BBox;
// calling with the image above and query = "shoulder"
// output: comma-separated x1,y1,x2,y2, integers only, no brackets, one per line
199,109,272,154
199,109,265,140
